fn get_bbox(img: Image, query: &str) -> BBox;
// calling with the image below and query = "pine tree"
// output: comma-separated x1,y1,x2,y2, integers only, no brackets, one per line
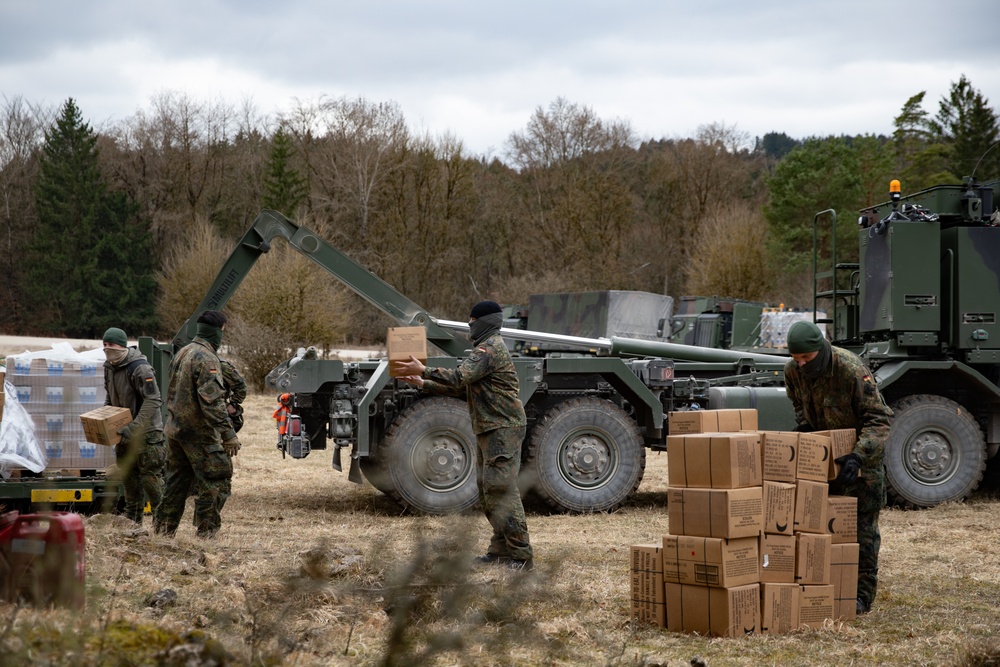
262,125,308,215
932,75,1000,181
27,98,157,337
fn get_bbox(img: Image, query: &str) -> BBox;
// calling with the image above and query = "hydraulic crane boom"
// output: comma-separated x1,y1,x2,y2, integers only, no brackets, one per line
171,209,469,357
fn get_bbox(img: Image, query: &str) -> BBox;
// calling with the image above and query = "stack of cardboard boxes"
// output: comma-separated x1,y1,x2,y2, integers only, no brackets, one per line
8,354,116,471
630,409,860,636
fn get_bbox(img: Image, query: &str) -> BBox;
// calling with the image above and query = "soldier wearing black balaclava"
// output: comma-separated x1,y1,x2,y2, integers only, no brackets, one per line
394,300,534,570
784,320,893,614
155,310,242,537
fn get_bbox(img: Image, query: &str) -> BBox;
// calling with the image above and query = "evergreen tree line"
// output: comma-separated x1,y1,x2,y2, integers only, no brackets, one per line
0,76,996,355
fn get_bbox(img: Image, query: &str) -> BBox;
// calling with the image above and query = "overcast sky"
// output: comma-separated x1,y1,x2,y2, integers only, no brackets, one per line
3,1,999,157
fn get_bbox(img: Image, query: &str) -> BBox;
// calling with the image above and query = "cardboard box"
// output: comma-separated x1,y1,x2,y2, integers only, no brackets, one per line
662,535,759,588
665,582,760,637
761,431,799,482
668,408,757,435
667,432,762,489
761,583,800,634
631,543,664,575
631,543,666,627
798,585,835,628
796,433,832,482
827,496,858,543
716,409,758,432
794,480,829,535
831,543,860,621
760,533,796,584
668,486,763,539
80,406,133,446
669,410,718,434
816,429,858,480
763,481,796,535
795,533,832,585
387,326,428,377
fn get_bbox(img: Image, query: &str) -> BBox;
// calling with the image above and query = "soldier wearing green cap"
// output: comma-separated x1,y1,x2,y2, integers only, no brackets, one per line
784,319,893,615
102,327,166,525
395,300,534,571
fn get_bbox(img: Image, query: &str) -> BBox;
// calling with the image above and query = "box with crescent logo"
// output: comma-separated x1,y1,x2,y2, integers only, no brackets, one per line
761,431,799,482
665,582,760,637
667,487,763,539
759,533,796,584
761,583,800,634
763,481,796,536
831,542,860,621
798,584,835,628
794,533,832,585
796,432,832,482
814,429,858,480
826,496,858,543
793,480,829,534
386,327,427,377
661,535,759,588
666,432,762,489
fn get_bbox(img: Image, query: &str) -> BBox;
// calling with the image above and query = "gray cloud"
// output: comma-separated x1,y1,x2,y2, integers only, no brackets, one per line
2,0,999,155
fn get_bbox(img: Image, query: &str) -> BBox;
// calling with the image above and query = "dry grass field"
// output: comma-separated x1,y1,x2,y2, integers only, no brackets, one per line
4,392,1000,666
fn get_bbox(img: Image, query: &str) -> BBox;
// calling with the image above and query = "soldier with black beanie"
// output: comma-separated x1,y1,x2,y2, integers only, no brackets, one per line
395,300,534,570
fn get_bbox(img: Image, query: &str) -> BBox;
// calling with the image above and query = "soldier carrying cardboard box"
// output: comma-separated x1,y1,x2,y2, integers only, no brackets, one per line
102,327,166,525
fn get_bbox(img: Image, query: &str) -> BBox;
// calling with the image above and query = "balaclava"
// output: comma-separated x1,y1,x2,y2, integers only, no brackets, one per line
468,300,503,345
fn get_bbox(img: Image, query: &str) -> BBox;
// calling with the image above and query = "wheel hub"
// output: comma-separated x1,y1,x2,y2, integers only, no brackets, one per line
415,434,468,490
906,431,954,483
560,433,612,486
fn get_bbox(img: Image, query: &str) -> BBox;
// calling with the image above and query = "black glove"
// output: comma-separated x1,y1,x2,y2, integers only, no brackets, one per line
792,423,814,433
833,453,862,486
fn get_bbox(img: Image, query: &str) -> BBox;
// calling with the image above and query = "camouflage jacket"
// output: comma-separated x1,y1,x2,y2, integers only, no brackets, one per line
164,337,236,444
219,359,247,406
422,332,526,434
784,345,893,473
103,347,164,434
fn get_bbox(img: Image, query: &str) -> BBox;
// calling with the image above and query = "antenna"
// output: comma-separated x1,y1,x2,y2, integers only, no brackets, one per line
970,139,1000,182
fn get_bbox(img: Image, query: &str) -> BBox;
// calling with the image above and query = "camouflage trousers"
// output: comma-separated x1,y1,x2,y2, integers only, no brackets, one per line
155,436,232,537
839,467,887,606
477,426,532,562
116,434,166,524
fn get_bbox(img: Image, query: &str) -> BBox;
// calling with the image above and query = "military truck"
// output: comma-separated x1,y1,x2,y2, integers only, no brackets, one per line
815,177,1000,508
145,211,792,516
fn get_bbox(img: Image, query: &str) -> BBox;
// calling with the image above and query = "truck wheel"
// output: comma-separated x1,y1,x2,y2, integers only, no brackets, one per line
885,394,986,508
381,397,479,515
526,397,645,513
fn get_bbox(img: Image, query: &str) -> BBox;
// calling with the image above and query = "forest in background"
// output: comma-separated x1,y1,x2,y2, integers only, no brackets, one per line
0,75,997,375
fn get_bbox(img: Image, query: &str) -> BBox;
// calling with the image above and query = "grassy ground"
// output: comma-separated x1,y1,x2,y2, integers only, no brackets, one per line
3,392,1000,666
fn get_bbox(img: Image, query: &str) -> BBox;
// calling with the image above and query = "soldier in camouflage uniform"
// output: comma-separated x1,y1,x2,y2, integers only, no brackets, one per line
155,311,242,538
102,327,166,525
784,320,893,614
395,300,534,570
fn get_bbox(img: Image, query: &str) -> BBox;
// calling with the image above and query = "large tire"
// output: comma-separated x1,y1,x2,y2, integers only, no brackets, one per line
885,394,986,508
526,397,645,513
380,397,479,515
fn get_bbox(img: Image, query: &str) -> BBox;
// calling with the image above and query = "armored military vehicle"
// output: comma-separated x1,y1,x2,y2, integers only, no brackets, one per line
815,177,1000,507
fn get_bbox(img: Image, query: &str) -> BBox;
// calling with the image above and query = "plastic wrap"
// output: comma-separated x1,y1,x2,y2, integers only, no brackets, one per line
1,376,47,475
